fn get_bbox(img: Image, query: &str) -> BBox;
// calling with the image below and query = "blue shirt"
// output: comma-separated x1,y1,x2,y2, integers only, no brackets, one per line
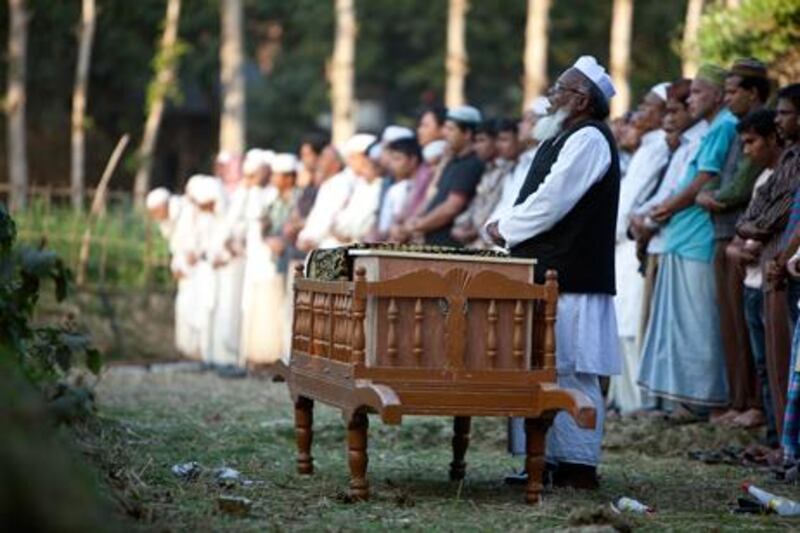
664,108,738,262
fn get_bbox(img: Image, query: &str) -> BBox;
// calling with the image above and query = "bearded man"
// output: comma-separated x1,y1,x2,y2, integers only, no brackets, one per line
486,56,621,489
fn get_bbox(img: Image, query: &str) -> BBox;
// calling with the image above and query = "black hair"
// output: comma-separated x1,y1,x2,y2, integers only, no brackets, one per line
386,137,422,161
418,105,447,127
449,119,478,136
475,120,497,137
777,84,800,112
730,74,771,103
736,108,777,137
300,131,330,154
494,117,519,135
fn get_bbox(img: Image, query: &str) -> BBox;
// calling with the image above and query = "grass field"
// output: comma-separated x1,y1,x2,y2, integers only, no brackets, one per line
75,365,800,531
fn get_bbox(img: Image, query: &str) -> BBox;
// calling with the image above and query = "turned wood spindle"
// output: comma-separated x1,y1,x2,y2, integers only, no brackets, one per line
486,299,498,362
295,397,314,474
512,299,525,360
543,270,558,370
387,298,398,361
351,267,367,364
412,298,424,361
347,411,369,501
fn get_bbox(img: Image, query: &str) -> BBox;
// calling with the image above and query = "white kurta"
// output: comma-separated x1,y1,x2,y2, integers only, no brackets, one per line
330,177,383,244
195,207,226,365
488,146,538,224
488,126,621,466
377,179,412,236
611,129,670,413
170,199,202,359
297,168,356,249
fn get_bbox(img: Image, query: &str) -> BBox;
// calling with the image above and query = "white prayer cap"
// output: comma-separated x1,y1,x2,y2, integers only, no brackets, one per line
446,105,482,124
215,150,233,165
381,125,415,144
271,153,299,174
188,175,223,204
572,55,616,102
422,139,447,163
243,149,274,174
650,82,671,102
368,142,383,161
342,133,377,157
527,96,551,116
145,187,170,209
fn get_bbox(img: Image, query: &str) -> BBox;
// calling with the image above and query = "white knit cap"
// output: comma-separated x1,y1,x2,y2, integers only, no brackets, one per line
572,55,616,101
215,151,233,165
381,125,415,144
243,149,274,174
271,153,299,174
188,175,223,204
422,139,447,163
650,82,671,102
145,187,170,209
342,133,377,157
446,105,482,124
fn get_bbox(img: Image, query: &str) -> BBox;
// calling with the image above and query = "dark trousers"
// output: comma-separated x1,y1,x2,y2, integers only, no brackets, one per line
744,287,777,446
765,284,792,439
714,240,758,410
787,277,800,327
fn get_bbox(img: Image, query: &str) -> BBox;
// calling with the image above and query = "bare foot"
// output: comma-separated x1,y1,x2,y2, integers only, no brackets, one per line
732,408,765,428
710,409,740,425
669,405,699,422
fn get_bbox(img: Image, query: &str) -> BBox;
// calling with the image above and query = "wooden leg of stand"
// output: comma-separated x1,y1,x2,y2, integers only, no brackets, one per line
295,396,314,475
524,418,548,504
449,416,472,481
347,410,369,501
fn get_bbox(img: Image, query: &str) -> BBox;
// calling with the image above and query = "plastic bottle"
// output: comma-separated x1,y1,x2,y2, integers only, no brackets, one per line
613,497,654,514
742,482,800,516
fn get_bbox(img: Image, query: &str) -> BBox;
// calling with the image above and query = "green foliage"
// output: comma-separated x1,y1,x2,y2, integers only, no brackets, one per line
0,204,101,386
698,0,800,82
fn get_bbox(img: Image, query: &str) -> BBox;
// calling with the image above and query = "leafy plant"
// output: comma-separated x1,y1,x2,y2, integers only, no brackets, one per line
0,204,101,387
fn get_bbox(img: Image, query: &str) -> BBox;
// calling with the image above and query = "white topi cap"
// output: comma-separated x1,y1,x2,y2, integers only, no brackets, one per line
572,55,616,102
243,149,274,174
145,187,170,209
446,105,482,124
650,82,671,102
187,175,223,204
271,153,299,174
381,125,415,144
342,133,378,157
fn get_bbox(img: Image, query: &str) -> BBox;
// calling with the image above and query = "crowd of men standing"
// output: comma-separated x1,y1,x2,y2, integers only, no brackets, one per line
146,53,800,482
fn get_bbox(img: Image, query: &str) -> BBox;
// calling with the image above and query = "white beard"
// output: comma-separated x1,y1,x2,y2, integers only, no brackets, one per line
533,108,569,142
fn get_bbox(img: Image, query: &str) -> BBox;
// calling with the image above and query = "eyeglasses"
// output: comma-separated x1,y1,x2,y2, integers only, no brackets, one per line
549,81,588,97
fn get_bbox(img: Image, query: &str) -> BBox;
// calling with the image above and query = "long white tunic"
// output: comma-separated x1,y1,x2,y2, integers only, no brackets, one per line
297,168,356,249
487,146,538,224
330,177,383,243
170,199,202,359
488,126,621,466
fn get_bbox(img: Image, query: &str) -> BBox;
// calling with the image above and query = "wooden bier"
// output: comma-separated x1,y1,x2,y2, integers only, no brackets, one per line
283,249,596,504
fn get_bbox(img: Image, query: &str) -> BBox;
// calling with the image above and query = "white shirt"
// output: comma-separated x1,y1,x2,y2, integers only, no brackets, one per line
331,177,383,243
743,168,775,289
377,179,412,235
636,120,709,254
488,146,538,224
487,126,620,376
298,168,356,248
615,129,670,241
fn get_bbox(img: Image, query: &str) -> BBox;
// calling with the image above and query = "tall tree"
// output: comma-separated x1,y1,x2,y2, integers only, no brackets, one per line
219,0,246,167
609,0,633,118
445,0,468,108
70,0,96,212
330,0,355,145
682,0,704,77
522,0,551,108
133,0,183,205
6,0,28,212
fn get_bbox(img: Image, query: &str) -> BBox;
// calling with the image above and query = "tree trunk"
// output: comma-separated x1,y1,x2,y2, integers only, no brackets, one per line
609,0,633,119
133,0,182,206
6,0,28,212
522,0,551,110
331,0,356,146
70,0,96,212
725,0,740,8
219,0,245,172
445,0,468,109
682,0,704,78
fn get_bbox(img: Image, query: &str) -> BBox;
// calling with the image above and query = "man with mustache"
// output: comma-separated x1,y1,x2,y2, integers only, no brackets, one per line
485,56,621,489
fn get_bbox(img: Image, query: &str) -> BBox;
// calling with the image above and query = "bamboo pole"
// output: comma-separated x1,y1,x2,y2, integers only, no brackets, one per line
682,0,705,78
70,0,96,212
522,0,551,110
445,0,468,108
609,0,633,119
6,0,29,212
330,0,356,146
76,134,130,286
219,0,246,166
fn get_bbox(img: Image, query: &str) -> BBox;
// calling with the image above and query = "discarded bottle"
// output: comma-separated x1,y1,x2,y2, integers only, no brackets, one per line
613,497,654,515
742,482,800,517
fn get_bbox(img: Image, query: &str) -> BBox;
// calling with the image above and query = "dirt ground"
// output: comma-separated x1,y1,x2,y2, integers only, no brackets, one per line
74,365,800,531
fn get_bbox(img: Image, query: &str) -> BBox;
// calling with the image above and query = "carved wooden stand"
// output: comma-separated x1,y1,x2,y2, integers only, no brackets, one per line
283,253,596,505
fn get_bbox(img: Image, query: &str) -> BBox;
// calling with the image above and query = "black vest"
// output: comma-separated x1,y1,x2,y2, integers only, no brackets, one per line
510,119,620,294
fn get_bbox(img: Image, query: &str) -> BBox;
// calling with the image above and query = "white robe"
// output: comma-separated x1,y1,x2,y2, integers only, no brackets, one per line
377,179,412,236
195,207,225,365
330,177,383,244
170,200,202,359
297,168,356,249
488,126,621,466
610,129,670,413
